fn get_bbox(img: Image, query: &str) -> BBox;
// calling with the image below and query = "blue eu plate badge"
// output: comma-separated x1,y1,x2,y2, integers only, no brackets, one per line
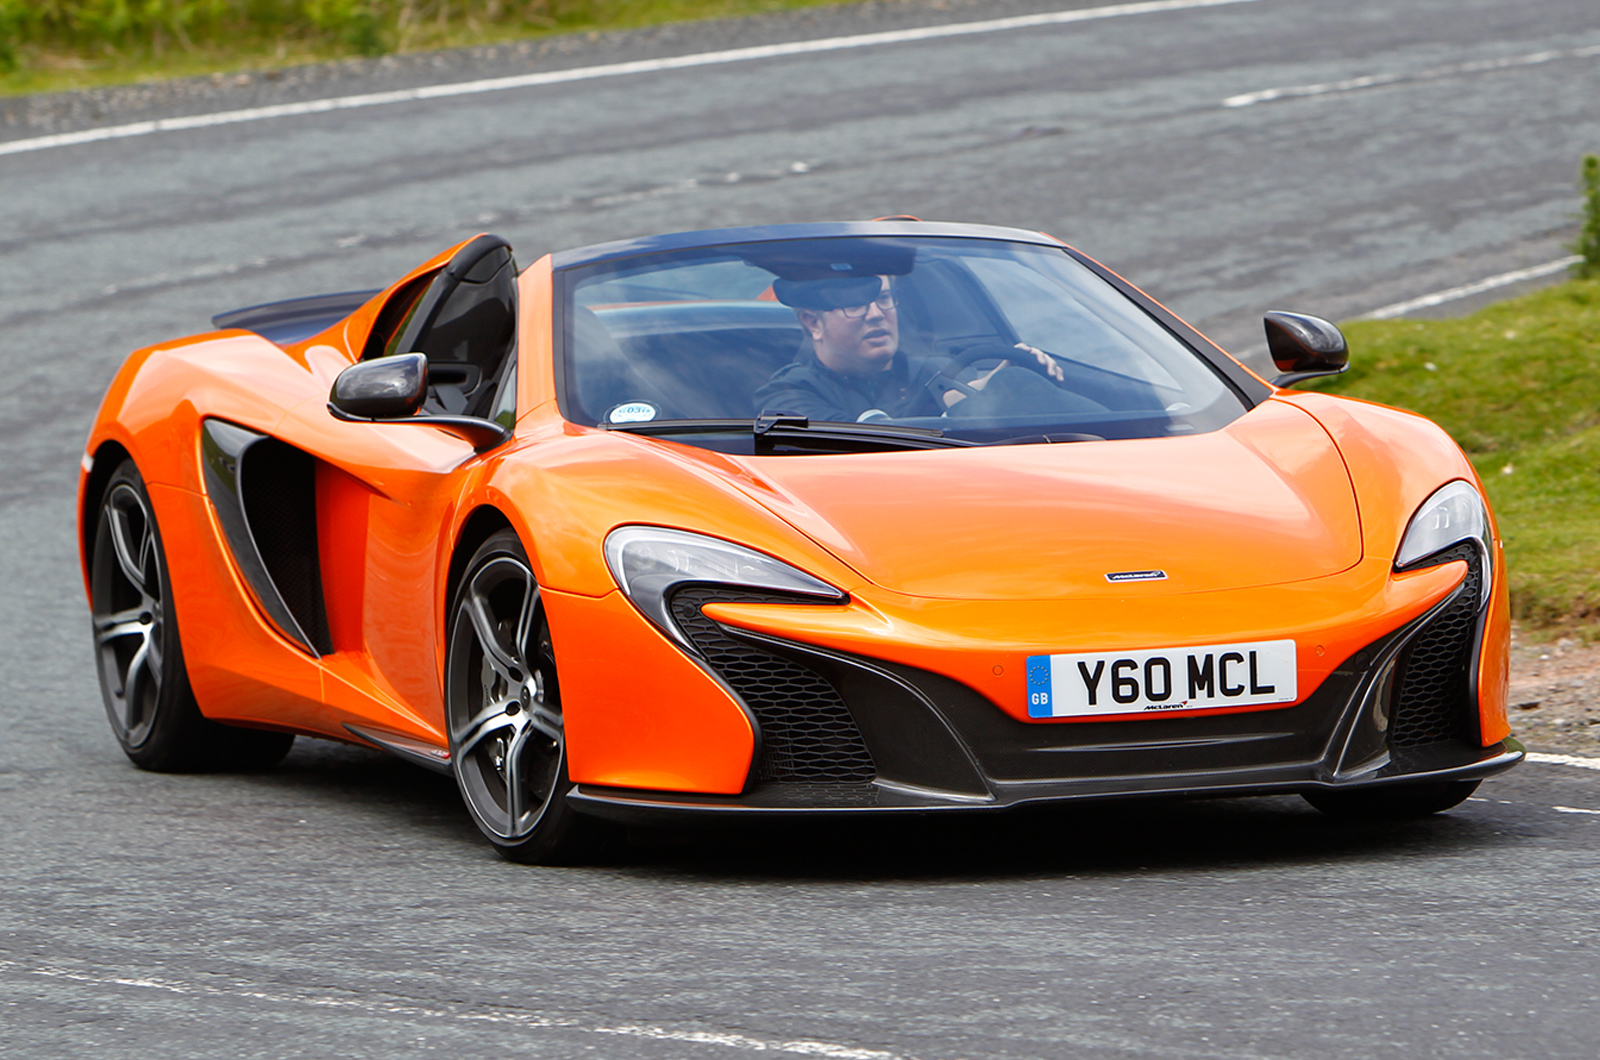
1026,656,1056,718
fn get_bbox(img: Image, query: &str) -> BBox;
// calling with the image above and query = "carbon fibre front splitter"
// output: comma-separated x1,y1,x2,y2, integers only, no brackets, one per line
566,739,1524,824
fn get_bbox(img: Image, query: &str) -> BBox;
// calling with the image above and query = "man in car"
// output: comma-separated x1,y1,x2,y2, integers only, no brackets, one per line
753,273,1064,423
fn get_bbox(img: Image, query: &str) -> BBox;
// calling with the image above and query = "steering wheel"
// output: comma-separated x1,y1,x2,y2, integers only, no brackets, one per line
924,340,1063,407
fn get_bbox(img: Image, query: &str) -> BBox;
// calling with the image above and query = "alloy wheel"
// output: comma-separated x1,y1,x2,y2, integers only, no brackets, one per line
92,480,167,748
447,552,564,841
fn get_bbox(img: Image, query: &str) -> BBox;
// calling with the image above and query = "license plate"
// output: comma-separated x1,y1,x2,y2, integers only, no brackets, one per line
1025,639,1298,719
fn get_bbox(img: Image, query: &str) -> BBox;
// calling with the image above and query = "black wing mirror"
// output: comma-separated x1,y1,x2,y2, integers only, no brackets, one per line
1264,311,1349,387
329,353,510,452
330,352,428,418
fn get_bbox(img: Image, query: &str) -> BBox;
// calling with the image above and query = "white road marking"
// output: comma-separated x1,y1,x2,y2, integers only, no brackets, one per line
598,1025,899,1058
1553,806,1600,815
1230,255,1582,363
0,0,1259,159
1361,257,1582,320
1528,751,1600,771
1223,43,1600,108
3,960,908,1058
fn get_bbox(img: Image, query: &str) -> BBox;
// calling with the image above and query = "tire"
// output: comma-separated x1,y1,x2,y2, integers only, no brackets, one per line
1302,779,1480,820
90,459,295,772
445,529,603,863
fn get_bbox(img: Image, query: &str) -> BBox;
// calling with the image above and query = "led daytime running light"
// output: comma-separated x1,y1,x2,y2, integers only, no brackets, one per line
603,526,844,647
1394,480,1491,606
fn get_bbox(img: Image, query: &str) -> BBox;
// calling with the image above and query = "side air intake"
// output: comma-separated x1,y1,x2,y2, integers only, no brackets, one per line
200,420,332,656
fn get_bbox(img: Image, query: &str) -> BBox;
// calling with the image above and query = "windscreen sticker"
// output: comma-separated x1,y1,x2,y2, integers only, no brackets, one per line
607,401,659,424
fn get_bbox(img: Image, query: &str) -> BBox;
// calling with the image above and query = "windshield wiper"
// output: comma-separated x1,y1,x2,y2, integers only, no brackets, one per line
602,415,976,453
988,431,1107,445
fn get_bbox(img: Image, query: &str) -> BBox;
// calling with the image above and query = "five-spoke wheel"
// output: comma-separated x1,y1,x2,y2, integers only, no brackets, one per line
90,459,295,771
93,473,167,750
446,529,597,862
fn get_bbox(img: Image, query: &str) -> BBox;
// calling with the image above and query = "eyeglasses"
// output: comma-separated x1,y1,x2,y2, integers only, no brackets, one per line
836,292,897,318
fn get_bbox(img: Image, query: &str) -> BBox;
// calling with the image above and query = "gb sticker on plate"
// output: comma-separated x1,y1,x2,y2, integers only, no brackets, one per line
1025,640,1297,719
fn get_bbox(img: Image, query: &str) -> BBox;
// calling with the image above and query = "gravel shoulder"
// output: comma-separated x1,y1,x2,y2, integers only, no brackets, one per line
1510,625,1600,753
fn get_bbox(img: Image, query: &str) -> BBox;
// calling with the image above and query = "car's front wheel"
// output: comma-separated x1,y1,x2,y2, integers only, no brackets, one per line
90,458,294,771
446,529,601,863
1302,779,1480,820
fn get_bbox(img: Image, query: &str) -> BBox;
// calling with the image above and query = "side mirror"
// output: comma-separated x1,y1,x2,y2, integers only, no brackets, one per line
328,352,511,452
1264,311,1349,387
329,352,427,419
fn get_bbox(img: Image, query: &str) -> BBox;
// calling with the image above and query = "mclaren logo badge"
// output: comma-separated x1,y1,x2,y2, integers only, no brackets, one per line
1105,569,1168,583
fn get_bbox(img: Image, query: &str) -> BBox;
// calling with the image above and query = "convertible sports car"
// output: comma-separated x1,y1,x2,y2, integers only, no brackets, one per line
79,220,1521,862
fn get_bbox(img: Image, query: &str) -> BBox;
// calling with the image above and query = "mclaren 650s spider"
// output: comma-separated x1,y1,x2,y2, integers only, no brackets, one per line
79,221,1521,862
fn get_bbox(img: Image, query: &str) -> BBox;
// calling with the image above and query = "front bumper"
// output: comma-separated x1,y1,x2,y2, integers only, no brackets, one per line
569,556,1520,822
568,743,1522,821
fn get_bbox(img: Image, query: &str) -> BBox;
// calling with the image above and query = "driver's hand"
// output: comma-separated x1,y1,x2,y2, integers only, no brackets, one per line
1015,343,1065,382
942,362,1009,407
939,345,1064,408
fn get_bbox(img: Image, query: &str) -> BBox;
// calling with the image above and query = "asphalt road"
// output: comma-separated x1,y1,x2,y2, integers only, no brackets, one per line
3,1,1600,1056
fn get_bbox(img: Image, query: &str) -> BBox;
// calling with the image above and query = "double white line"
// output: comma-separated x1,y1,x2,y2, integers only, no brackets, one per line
0,0,1259,158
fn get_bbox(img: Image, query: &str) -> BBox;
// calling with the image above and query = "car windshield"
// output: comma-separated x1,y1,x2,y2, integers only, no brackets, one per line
559,236,1247,452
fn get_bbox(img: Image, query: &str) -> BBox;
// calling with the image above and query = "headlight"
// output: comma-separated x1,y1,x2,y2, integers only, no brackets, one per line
1394,481,1491,604
604,526,845,647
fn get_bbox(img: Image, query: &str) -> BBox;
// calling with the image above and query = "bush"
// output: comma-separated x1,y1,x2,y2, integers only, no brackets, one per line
0,1,589,63
0,2,20,72
1574,153,1600,280
305,0,385,56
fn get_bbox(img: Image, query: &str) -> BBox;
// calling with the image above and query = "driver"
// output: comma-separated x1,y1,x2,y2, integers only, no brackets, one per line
752,273,1064,423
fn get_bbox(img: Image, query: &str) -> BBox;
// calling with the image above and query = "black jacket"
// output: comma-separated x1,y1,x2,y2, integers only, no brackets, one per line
752,346,945,422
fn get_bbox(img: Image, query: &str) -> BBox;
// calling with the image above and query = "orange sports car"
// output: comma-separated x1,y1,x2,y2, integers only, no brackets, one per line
79,221,1521,862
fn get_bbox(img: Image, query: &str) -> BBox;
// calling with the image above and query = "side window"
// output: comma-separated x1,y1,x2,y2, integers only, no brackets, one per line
488,361,517,429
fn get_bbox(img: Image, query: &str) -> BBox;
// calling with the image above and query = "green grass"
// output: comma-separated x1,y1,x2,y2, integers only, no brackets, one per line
1304,278,1600,631
0,0,861,98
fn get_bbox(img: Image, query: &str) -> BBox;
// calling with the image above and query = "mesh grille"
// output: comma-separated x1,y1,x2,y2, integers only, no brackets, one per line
1390,544,1482,748
669,587,875,784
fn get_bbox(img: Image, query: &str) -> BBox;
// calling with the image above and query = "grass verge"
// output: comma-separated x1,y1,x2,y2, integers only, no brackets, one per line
0,1,863,99
1305,278,1600,632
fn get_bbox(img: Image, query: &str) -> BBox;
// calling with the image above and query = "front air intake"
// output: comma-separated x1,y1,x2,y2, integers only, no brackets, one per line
668,587,876,784
1389,544,1483,748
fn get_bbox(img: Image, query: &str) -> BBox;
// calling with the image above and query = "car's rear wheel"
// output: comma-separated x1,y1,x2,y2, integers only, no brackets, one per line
1302,779,1480,820
446,529,601,863
90,459,295,771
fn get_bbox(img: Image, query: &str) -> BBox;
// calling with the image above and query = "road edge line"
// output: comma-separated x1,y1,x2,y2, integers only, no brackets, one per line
1527,751,1600,771
0,0,1260,158
1362,256,1582,319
